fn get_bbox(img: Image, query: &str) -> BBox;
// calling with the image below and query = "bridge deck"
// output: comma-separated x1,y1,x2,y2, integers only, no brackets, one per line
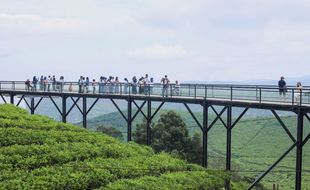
1,81,310,111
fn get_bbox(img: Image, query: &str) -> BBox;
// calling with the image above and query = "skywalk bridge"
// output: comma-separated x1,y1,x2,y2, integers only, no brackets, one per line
1,81,310,190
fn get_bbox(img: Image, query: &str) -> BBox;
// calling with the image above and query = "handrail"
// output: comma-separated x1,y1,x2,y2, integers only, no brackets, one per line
0,81,309,107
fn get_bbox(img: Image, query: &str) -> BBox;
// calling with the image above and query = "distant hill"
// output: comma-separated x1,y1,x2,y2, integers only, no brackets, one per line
0,104,247,189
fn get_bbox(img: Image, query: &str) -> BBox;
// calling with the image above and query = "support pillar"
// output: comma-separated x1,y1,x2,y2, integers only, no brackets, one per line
226,106,232,190
10,93,14,104
82,96,87,128
147,100,152,145
62,95,67,123
226,106,232,171
202,101,208,167
295,108,304,190
30,98,35,115
127,98,132,142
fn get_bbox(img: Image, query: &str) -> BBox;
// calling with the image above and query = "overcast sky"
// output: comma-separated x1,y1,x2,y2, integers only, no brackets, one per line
1,0,310,82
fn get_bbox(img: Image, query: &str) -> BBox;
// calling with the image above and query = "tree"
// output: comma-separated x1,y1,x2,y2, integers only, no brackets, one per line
97,126,123,140
152,111,191,156
133,118,148,145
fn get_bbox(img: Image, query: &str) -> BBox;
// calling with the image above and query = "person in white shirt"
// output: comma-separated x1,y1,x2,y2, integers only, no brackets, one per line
161,75,170,97
174,80,180,96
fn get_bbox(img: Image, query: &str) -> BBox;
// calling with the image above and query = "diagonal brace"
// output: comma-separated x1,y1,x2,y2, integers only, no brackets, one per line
16,95,25,106
66,97,82,116
150,102,165,121
271,110,296,143
49,96,62,115
34,97,44,112
110,99,128,122
86,98,99,115
247,142,297,190
207,106,227,132
210,105,227,128
132,100,147,121
0,94,7,103
183,103,203,131
231,107,249,129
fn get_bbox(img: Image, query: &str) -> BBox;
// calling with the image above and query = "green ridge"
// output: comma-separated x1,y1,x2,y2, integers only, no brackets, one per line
0,104,247,190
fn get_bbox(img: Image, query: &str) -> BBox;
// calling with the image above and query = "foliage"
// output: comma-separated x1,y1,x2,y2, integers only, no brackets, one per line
134,111,203,164
97,126,123,140
0,104,246,189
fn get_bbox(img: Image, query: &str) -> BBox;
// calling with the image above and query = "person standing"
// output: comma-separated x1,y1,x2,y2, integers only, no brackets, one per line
85,77,90,93
92,79,96,94
132,76,138,94
32,76,38,92
59,76,64,93
278,76,287,97
295,82,303,104
47,75,52,92
78,76,84,93
52,75,56,91
174,80,180,96
161,75,170,97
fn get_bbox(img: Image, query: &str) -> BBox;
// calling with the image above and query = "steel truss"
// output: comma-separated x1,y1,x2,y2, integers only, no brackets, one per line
0,91,310,190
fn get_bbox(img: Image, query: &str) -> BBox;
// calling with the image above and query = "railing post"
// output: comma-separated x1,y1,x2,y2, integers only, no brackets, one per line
205,86,207,99
300,90,302,106
13,82,15,90
194,85,197,98
230,86,233,101
292,89,295,105
259,88,262,103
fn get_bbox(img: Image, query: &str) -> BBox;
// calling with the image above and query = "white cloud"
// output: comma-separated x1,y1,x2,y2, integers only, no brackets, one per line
127,44,189,59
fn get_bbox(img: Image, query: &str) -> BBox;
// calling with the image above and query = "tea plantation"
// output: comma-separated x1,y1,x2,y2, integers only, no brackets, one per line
0,104,247,190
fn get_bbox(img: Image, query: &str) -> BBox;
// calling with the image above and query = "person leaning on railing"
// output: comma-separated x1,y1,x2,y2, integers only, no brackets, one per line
25,79,33,91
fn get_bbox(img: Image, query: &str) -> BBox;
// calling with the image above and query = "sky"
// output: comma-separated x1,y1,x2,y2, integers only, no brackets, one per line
1,0,310,82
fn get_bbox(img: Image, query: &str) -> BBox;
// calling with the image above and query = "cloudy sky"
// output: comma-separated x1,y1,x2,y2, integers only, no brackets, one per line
1,0,310,82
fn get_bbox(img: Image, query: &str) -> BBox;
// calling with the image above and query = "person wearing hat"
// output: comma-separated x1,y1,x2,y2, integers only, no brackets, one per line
278,76,287,96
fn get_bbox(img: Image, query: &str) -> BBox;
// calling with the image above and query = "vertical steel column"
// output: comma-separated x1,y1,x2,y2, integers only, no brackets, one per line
82,96,87,128
147,99,152,145
202,101,208,167
226,106,232,171
30,98,35,115
127,98,132,142
62,95,67,123
10,93,14,104
295,108,304,190
226,105,232,190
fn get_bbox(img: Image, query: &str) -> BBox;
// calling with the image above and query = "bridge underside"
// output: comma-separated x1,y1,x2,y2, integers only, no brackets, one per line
1,90,310,190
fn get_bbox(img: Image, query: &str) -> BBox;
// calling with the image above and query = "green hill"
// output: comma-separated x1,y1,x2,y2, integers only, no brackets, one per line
0,104,247,190
84,109,310,189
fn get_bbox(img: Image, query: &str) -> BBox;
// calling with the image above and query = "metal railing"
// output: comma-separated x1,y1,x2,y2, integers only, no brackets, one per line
0,81,310,106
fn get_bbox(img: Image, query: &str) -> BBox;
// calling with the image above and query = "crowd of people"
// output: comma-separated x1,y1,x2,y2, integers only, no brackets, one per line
25,74,181,97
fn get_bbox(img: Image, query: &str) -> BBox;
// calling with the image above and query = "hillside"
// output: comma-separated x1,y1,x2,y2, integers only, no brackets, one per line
0,104,247,190
85,109,310,189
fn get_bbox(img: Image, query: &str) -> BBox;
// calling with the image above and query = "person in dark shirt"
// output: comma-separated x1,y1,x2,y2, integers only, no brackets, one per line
278,76,286,96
